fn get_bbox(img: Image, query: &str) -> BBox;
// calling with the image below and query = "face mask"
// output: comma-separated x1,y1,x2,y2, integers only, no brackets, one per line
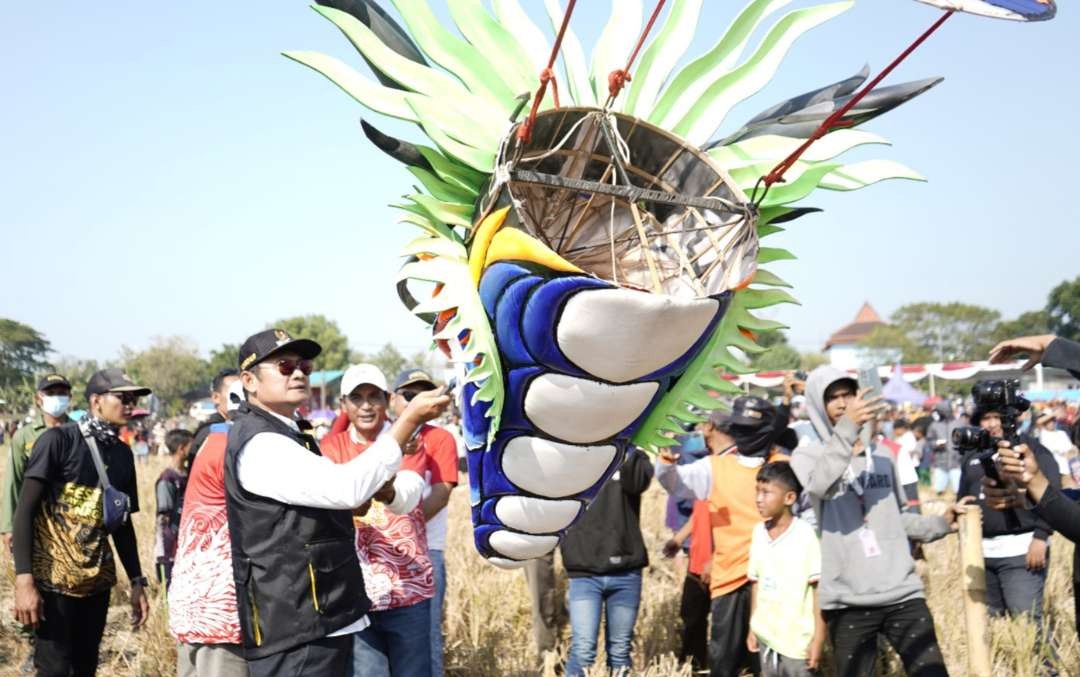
731,424,774,458
41,395,71,417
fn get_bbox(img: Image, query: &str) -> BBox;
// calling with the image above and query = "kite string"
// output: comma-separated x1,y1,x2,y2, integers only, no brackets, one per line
606,0,668,107
518,0,578,144
757,9,956,202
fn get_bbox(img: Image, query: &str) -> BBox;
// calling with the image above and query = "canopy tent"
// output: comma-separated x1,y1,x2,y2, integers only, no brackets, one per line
882,363,927,405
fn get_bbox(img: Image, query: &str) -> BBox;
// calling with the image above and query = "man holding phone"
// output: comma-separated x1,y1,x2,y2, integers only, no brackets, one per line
790,365,970,677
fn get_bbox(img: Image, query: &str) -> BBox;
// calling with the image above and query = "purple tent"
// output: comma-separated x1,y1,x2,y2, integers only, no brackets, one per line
882,363,927,406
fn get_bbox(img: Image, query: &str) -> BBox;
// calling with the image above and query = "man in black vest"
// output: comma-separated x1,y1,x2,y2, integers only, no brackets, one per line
224,329,449,676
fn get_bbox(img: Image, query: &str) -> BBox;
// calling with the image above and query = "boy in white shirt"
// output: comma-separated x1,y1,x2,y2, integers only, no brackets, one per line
747,462,825,676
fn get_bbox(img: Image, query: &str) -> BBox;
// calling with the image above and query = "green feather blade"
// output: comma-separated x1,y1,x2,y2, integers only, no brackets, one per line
387,0,515,111
494,0,551,74
406,98,497,172
648,0,793,127
623,0,704,116
756,246,797,264
758,162,840,207
757,223,785,238
406,194,473,228
396,211,462,243
415,146,487,192
738,287,800,309
282,51,415,121
447,0,537,96
819,160,925,190
589,0,643,104
407,166,478,204
674,2,855,145
751,268,792,288
709,130,889,171
404,93,502,155
543,0,596,107
312,6,474,102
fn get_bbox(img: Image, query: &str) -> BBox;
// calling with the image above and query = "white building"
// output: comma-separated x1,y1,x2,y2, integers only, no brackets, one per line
823,302,899,370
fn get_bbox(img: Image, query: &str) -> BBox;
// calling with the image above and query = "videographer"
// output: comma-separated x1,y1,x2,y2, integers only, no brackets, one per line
983,334,1080,638
957,389,1059,626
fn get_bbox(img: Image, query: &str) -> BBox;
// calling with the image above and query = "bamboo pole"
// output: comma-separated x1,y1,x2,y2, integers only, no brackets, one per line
958,507,992,676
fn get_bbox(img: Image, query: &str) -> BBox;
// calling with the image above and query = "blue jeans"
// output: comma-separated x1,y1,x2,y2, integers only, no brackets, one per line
429,549,446,676
566,571,642,677
350,599,432,677
986,553,1048,626
932,467,961,494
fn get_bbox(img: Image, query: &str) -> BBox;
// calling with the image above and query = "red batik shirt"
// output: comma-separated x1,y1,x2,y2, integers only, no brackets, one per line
320,426,434,611
167,426,241,644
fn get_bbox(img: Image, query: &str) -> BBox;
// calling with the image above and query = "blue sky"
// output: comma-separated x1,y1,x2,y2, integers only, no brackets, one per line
1,1,1075,363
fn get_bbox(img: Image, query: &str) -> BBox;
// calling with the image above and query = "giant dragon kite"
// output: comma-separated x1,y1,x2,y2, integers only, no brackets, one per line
287,0,1056,567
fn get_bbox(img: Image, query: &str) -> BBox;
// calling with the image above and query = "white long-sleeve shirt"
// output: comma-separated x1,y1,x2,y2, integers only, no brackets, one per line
234,408,407,637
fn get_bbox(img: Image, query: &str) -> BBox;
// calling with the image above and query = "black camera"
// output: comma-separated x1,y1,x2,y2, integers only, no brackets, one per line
952,379,1030,529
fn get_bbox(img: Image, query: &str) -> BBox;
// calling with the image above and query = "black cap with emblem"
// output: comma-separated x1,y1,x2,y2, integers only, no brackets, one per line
237,328,322,371
85,368,152,399
36,373,72,392
729,395,776,429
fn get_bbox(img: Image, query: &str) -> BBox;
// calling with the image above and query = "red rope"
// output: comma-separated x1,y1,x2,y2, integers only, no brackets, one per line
608,0,668,102
760,10,955,191
518,0,577,144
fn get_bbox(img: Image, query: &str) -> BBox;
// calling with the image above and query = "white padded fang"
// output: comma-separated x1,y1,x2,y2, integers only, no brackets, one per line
557,289,719,383
488,531,559,560
524,374,658,443
486,557,529,570
495,496,582,534
502,436,617,498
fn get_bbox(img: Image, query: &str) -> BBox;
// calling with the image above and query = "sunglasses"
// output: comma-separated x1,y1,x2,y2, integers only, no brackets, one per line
261,358,314,377
398,387,436,402
108,392,140,405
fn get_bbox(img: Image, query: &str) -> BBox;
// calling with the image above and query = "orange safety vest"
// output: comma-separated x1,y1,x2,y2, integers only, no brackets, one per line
707,452,786,598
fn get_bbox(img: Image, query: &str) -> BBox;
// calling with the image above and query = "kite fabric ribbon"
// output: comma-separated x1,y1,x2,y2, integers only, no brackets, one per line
285,0,1044,567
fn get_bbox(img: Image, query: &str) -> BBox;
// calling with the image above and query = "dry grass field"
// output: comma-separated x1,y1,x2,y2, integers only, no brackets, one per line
1,452,1077,676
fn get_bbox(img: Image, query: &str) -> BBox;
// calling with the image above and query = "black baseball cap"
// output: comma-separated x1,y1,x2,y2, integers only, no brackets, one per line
707,410,733,432
238,329,322,371
36,373,71,392
392,368,436,391
730,396,776,428
85,368,151,399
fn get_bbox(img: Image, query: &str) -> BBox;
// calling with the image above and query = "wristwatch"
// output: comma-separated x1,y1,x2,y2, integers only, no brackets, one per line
131,576,149,588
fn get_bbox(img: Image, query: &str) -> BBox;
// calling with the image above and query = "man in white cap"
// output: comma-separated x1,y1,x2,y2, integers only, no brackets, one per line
320,363,435,677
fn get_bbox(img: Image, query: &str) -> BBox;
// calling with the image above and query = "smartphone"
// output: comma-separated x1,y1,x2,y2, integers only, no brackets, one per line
858,366,883,401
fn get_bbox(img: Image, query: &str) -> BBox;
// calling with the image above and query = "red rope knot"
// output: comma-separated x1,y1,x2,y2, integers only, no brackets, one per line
539,67,560,109
608,69,631,100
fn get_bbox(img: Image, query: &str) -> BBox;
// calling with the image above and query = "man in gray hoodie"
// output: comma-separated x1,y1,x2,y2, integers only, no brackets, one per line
791,366,969,677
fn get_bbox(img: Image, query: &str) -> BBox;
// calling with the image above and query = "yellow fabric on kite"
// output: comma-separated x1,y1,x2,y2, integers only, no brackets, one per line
485,228,583,277
468,207,510,286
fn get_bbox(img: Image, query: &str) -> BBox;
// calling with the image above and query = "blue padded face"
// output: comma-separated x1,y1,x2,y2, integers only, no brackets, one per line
495,367,545,434
520,275,613,378
478,262,531,319
461,380,492,450
493,276,544,369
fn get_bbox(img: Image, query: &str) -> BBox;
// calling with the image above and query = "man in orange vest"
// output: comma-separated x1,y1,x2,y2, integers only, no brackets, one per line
656,395,788,677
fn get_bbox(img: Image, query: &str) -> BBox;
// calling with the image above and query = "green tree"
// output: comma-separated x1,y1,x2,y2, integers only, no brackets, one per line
50,357,105,410
1047,275,1080,341
121,336,210,415
274,315,350,371
861,303,1000,362
353,343,407,381
206,343,239,377
992,310,1052,344
750,330,801,371
0,319,53,414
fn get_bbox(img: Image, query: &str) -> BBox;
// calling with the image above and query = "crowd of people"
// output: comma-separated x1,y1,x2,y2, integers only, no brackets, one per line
1,331,1079,677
